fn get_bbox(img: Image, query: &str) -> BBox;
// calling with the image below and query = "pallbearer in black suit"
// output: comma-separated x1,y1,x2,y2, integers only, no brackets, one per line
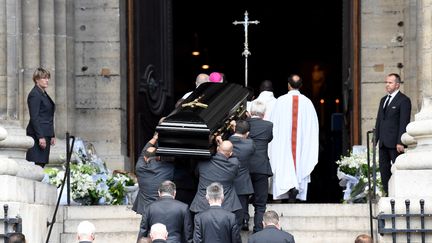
229,120,255,229
193,182,241,243
375,73,411,195
133,133,175,215
246,100,273,232
26,68,56,167
190,139,242,215
247,210,295,243
138,181,192,243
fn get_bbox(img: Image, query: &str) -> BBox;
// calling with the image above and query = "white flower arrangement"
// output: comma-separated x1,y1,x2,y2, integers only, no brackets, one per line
336,147,384,203
43,138,137,206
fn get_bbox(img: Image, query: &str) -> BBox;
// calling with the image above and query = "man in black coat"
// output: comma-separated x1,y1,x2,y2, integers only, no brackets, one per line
229,120,255,229
190,139,242,215
133,134,175,215
375,73,411,195
193,182,241,243
246,100,273,232
247,210,295,243
138,180,193,243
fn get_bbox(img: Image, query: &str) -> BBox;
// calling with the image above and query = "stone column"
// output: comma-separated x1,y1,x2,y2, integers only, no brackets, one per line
22,0,39,119
0,122,57,243
417,0,432,99
0,1,59,242
6,0,22,120
0,0,7,115
0,121,43,180
40,0,56,96
378,0,432,242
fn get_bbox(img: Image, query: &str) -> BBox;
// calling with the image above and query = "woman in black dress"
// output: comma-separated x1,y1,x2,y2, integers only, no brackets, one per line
26,67,56,168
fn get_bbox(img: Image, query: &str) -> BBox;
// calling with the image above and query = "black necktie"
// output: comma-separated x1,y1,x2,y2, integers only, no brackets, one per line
383,95,391,112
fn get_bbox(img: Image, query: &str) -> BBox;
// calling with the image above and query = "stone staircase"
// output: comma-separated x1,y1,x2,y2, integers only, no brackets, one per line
58,205,141,243
56,203,375,243
244,203,375,243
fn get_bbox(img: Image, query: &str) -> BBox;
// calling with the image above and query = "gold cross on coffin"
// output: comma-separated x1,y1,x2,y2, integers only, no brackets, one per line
182,95,208,109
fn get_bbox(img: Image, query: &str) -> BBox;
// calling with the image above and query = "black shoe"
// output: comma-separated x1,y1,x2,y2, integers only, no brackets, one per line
287,188,299,203
241,220,249,231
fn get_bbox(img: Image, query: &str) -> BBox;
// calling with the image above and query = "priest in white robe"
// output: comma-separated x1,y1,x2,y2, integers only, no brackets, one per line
270,74,319,201
250,80,276,121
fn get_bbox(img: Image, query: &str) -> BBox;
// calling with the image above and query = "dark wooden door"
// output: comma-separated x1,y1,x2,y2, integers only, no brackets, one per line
132,0,174,164
342,0,361,149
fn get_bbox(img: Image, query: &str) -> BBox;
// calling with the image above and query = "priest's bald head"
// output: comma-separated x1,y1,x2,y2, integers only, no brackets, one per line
217,140,233,158
288,74,303,90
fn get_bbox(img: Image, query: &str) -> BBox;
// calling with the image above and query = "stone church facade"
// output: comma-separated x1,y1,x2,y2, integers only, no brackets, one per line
2,0,432,242
0,0,128,170
1,0,430,169
1,0,430,170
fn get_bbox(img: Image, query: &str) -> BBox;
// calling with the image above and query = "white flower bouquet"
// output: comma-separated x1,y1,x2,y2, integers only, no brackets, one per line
43,138,137,206
336,147,384,203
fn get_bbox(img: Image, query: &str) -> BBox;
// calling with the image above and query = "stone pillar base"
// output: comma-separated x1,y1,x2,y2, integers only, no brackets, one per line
0,175,57,243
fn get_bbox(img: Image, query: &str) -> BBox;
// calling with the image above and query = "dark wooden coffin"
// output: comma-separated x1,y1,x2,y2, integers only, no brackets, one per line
156,82,249,158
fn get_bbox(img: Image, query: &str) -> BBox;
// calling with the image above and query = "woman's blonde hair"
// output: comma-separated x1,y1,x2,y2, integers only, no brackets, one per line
32,67,50,83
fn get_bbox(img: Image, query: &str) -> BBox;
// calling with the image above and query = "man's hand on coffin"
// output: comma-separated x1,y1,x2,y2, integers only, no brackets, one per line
143,146,158,163
216,135,223,146
229,120,236,133
148,132,158,146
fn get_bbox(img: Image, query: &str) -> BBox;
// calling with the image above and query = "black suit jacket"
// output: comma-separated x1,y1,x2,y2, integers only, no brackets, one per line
26,85,55,138
247,118,273,175
229,135,255,195
247,225,295,243
133,143,175,215
190,153,242,213
193,205,241,243
138,196,193,243
375,91,411,148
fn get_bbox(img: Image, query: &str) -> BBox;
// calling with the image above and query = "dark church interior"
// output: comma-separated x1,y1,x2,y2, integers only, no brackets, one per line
171,1,345,203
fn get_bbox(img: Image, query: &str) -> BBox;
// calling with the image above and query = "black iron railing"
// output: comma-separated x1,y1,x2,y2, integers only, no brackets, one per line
377,199,432,243
45,132,75,243
1,204,22,243
366,129,378,240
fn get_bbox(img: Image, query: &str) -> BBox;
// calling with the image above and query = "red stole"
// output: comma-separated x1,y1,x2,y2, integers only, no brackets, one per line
291,95,299,171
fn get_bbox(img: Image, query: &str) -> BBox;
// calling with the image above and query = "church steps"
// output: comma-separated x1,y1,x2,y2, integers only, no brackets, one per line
288,230,370,243
63,205,140,220
57,204,375,243
61,232,137,243
241,230,369,243
63,218,141,234
278,215,370,231
263,203,371,217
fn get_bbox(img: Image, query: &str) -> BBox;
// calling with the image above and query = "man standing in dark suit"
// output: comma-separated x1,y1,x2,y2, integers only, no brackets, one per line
133,133,175,215
375,73,411,195
138,180,192,243
246,100,273,232
229,120,255,229
26,67,56,167
190,139,242,215
247,210,295,243
193,182,241,243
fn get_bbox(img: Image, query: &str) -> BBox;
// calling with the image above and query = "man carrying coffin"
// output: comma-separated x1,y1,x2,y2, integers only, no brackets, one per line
189,139,242,218
270,74,319,201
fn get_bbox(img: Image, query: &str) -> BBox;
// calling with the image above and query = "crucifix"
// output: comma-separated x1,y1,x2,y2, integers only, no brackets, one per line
233,11,259,87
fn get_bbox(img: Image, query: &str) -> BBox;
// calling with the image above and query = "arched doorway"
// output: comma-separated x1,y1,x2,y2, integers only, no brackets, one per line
127,0,361,203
